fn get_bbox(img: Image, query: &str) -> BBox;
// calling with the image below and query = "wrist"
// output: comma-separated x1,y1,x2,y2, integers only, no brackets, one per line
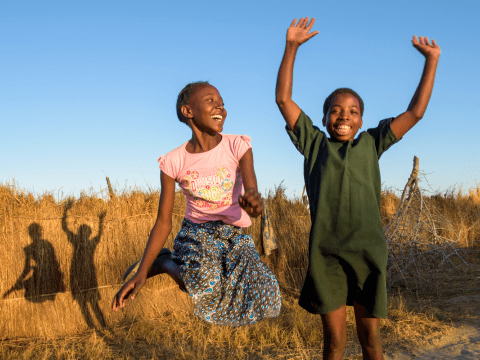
425,53,440,61
285,41,300,50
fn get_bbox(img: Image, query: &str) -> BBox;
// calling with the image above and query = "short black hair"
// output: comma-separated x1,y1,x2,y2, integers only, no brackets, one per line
176,81,210,124
323,88,364,117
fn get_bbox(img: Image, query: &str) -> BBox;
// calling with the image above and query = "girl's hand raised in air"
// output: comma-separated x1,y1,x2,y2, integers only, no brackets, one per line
239,189,263,218
287,17,319,46
412,36,441,59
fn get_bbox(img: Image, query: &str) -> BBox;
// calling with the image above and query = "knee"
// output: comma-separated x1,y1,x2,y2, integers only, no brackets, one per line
324,331,347,354
358,326,382,350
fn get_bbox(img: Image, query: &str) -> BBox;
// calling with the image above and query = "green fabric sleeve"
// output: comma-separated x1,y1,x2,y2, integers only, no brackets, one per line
285,111,325,161
365,118,400,159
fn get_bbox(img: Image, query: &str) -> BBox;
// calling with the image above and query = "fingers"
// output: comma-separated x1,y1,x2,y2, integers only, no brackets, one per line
308,31,320,40
112,280,142,312
296,17,306,27
112,292,122,312
413,35,437,47
294,17,314,29
112,286,129,311
242,189,262,206
306,17,316,30
413,35,427,45
286,17,319,45
412,35,441,58
112,293,121,311
239,189,264,216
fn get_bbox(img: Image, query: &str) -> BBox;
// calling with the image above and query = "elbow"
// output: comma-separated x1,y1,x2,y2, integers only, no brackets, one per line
161,220,172,234
154,216,172,234
411,112,424,123
165,221,173,235
275,88,289,107
275,96,288,109
406,109,424,123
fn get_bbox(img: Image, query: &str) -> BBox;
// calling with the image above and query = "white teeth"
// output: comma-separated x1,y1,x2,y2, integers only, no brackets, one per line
211,115,223,121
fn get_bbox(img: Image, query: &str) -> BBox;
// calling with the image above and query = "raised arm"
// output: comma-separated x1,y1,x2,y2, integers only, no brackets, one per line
92,211,106,245
391,36,441,139
112,171,175,310
238,148,263,218
275,17,319,131
61,200,74,240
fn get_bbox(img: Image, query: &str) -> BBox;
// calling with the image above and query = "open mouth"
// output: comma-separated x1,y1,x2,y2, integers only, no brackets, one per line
211,115,223,122
334,125,351,135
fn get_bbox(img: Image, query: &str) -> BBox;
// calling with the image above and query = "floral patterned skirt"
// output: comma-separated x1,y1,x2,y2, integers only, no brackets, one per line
172,218,281,326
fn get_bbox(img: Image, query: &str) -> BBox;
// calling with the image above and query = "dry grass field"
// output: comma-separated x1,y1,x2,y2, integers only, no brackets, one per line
1,179,479,359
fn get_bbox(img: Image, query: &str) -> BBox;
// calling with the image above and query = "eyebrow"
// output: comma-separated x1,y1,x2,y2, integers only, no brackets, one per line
202,93,220,98
202,94,223,102
331,104,359,109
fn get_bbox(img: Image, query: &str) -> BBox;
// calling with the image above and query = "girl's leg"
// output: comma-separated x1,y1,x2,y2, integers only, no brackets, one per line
320,305,347,360
353,301,383,360
123,250,186,291
158,258,186,292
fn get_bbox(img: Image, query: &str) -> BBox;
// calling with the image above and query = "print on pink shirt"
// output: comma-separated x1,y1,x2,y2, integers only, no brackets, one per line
182,167,235,210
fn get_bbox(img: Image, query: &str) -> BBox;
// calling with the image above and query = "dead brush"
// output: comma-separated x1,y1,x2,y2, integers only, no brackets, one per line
1,175,478,358
384,156,475,293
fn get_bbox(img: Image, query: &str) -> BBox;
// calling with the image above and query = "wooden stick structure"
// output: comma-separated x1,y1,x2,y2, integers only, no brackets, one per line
385,156,467,292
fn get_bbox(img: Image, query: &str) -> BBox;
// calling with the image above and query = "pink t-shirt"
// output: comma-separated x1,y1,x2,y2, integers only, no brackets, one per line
158,134,252,227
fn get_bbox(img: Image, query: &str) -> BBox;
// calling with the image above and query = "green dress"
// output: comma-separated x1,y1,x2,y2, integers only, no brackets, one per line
286,111,399,318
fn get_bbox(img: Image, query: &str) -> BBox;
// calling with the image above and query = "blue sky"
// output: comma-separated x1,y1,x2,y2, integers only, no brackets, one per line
1,0,479,199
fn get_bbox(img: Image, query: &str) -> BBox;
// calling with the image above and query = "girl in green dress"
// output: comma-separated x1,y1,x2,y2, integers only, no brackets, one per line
275,17,440,360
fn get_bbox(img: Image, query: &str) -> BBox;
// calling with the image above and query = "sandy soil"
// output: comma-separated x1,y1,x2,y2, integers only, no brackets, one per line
386,294,480,360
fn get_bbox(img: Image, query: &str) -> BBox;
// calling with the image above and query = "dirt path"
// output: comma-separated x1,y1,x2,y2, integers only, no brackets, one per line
386,324,480,359
386,294,480,360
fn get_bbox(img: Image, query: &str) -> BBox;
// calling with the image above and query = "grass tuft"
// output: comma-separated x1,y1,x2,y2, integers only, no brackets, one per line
1,179,479,358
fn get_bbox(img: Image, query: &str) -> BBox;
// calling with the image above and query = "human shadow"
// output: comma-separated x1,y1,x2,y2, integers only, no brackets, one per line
62,200,106,328
3,223,65,302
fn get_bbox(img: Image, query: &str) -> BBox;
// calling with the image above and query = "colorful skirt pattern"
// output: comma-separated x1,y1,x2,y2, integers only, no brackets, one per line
172,218,281,326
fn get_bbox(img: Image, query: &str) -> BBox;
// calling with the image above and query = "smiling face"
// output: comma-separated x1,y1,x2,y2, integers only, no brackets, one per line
322,93,363,141
181,85,227,135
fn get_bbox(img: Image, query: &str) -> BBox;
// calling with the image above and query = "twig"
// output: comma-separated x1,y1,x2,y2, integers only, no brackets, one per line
385,156,469,292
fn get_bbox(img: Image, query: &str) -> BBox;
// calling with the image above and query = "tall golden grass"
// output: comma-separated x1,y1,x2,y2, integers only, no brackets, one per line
0,180,479,358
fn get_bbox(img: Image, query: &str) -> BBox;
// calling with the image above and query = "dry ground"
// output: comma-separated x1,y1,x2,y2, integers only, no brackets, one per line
385,250,480,360
0,254,479,359
1,180,479,359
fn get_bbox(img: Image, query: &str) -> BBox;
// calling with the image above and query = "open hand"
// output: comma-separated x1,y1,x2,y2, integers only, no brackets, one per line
65,199,74,211
239,189,263,218
412,36,440,59
287,17,319,46
112,275,145,311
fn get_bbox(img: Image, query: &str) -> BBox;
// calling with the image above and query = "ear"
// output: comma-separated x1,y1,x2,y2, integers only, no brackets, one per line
322,115,327,127
360,117,363,129
181,104,193,120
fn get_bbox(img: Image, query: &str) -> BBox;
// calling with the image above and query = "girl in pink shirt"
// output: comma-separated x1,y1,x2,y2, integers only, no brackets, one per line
112,82,281,326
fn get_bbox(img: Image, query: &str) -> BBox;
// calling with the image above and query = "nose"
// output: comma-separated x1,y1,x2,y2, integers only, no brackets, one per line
338,109,348,119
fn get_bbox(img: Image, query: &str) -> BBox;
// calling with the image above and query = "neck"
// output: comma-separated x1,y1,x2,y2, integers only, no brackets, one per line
187,128,222,153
